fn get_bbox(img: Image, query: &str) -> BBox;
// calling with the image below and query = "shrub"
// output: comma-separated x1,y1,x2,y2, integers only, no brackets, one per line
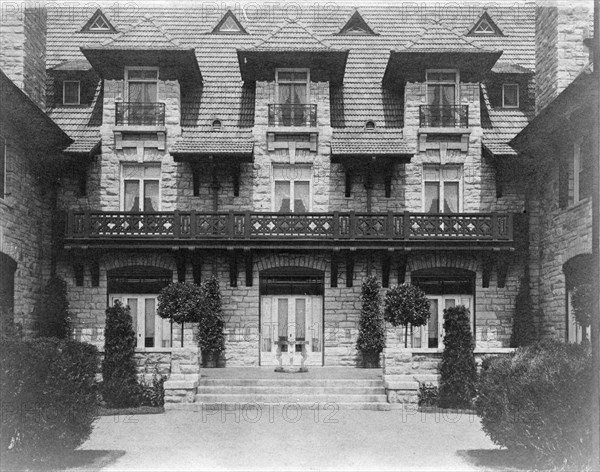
438,305,477,409
572,282,593,341
418,383,439,407
197,277,225,363
102,300,141,407
139,370,165,407
476,340,593,469
384,283,430,347
32,276,72,339
510,276,537,347
0,337,98,458
158,282,204,347
356,276,385,367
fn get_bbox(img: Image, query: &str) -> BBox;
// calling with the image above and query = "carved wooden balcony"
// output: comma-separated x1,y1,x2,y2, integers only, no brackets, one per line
115,102,166,126
268,104,317,127
64,211,514,250
419,105,469,128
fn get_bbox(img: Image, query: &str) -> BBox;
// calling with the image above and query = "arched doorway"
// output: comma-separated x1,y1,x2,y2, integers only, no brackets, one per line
259,267,324,366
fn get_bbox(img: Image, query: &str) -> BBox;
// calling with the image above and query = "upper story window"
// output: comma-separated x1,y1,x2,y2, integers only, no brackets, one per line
468,12,503,36
338,11,376,35
502,84,519,108
273,164,311,213
63,81,80,105
276,69,310,126
126,68,158,103
574,135,593,204
121,164,160,212
423,165,463,213
365,120,376,131
81,9,117,33
427,70,458,107
212,10,247,34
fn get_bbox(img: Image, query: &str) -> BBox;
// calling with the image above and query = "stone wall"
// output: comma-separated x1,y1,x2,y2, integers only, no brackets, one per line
535,3,593,113
0,124,54,332
0,6,47,109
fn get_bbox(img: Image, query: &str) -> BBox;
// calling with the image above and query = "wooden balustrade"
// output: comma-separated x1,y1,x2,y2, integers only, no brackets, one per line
65,211,513,243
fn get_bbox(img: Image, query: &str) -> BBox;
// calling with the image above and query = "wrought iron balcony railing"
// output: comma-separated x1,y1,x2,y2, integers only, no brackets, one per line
65,211,513,246
115,102,166,126
419,105,469,128
268,104,317,127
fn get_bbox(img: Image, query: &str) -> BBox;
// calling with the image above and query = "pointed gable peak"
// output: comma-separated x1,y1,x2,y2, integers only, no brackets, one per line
81,9,116,33
338,9,377,35
468,11,503,36
405,20,488,53
212,10,247,34
250,20,333,52
98,16,183,50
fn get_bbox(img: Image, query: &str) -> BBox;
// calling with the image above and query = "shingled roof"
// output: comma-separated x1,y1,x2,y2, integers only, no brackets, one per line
91,16,184,50
45,2,536,155
171,130,254,158
403,20,493,53
247,20,335,52
331,129,412,158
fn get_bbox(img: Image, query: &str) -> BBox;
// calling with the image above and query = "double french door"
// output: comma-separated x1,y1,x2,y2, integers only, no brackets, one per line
260,295,323,365
413,295,473,349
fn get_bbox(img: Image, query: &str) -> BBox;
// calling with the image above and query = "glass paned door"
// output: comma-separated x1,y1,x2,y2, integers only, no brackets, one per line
260,295,322,365
413,295,472,349
277,70,308,126
273,165,311,213
122,165,160,212
111,294,172,348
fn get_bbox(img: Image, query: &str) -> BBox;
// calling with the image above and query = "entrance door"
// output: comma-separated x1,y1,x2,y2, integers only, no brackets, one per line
413,295,472,349
260,295,323,366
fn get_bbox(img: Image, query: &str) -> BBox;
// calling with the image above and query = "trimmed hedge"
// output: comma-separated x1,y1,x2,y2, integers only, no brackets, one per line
356,276,385,365
476,340,593,469
0,337,99,458
102,300,141,407
438,305,477,409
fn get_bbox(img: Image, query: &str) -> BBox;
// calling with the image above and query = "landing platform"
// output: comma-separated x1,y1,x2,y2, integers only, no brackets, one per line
200,366,383,380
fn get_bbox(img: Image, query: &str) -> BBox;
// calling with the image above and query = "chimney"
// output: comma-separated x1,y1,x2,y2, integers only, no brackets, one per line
0,4,47,109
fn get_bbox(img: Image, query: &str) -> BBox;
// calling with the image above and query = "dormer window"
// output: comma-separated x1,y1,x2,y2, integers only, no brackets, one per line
502,84,519,108
338,11,376,35
468,12,503,36
365,120,375,131
90,16,111,31
212,10,247,34
212,119,222,130
81,9,116,33
63,81,80,105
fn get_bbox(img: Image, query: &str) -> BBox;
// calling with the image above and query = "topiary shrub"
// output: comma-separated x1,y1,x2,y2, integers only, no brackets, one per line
32,276,72,339
476,340,593,469
197,277,225,367
158,282,204,347
102,300,141,407
438,305,477,409
356,276,385,367
0,337,98,459
383,283,430,347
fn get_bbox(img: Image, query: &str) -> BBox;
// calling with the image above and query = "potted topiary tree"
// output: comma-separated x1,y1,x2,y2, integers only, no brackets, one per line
384,283,430,348
356,276,385,368
157,282,203,347
197,277,225,368
438,305,477,409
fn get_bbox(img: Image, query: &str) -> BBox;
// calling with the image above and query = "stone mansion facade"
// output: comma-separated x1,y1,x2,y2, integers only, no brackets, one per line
0,2,595,369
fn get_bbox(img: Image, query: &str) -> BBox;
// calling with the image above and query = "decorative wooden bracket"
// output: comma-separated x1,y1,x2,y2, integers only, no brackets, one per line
192,251,202,284
397,253,407,284
229,250,238,287
192,164,200,197
482,254,494,288
331,251,339,288
90,254,100,287
384,170,392,198
176,251,187,282
382,253,391,288
78,167,88,197
345,171,352,198
74,263,84,287
233,164,241,197
497,257,509,288
245,251,253,287
346,251,354,288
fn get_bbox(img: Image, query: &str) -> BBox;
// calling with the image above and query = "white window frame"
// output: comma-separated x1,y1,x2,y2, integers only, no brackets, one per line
275,68,310,104
110,294,173,350
473,18,496,34
124,66,159,103
120,164,161,212
63,80,80,105
422,165,463,213
502,83,519,108
413,294,473,350
426,69,460,104
271,164,313,213
89,14,111,31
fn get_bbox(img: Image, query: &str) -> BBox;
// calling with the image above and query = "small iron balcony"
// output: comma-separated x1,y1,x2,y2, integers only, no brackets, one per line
419,105,469,128
115,102,166,126
268,104,317,127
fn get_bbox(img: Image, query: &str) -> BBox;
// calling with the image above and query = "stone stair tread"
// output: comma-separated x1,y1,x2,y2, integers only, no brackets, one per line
198,379,384,386
196,386,385,394
194,394,388,402
166,402,392,411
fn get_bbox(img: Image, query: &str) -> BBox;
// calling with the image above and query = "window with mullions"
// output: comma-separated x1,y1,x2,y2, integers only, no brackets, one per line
426,70,459,127
502,84,519,108
423,165,463,213
277,70,309,126
63,81,80,105
574,135,593,204
273,165,311,213
126,68,158,103
121,164,160,212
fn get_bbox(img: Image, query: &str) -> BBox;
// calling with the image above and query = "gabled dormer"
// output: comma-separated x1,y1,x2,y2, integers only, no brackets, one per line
211,10,247,34
81,9,117,33
337,10,377,36
468,12,503,37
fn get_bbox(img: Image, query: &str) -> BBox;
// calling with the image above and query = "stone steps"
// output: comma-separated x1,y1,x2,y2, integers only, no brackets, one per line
195,393,388,403
198,378,384,387
196,385,386,395
167,401,393,411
